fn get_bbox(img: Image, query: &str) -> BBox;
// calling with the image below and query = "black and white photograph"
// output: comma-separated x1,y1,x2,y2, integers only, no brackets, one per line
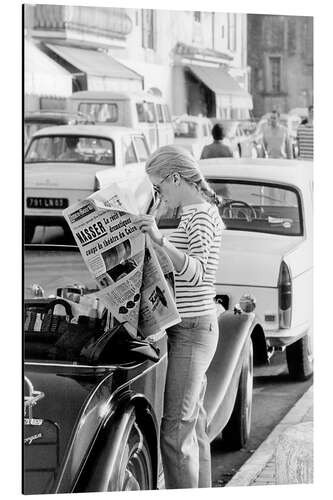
12,0,324,498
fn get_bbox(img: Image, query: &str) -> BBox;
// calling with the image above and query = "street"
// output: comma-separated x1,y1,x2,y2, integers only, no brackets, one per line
211,351,313,486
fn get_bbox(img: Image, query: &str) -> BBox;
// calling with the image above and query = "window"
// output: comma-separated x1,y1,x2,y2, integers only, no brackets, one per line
157,181,303,236
133,136,149,161
146,102,156,123
194,11,201,23
156,104,164,123
270,57,281,93
136,102,146,123
221,25,225,38
142,9,155,49
163,104,171,123
78,103,118,123
25,135,115,165
227,13,237,51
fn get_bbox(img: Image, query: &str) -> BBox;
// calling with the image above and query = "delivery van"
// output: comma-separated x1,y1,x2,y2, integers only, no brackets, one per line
69,90,174,152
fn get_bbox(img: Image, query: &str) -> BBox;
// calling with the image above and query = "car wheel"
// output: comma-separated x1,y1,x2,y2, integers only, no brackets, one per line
117,424,153,491
286,334,313,381
222,339,253,449
25,223,35,243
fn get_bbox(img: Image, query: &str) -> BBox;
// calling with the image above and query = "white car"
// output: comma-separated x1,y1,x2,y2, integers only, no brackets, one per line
158,158,313,380
172,115,212,159
24,124,150,242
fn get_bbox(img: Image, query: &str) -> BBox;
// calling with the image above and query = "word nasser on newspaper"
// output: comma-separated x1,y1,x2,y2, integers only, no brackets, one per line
63,180,180,338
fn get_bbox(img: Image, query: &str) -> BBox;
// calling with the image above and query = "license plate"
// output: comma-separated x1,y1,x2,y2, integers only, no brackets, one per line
26,197,69,209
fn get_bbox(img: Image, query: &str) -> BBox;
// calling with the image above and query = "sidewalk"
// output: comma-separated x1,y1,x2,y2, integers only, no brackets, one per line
226,385,313,487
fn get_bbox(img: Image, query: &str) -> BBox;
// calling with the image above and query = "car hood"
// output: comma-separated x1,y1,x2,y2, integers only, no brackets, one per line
24,365,115,494
217,231,303,286
24,163,110,190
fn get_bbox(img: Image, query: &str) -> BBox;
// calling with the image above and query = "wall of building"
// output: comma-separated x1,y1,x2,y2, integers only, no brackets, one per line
248,14,313,117
109,9,249,113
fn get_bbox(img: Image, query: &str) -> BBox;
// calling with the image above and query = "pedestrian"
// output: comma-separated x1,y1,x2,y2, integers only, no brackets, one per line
296,105,313,160
133,145,224,489
261,110,292,159
200,123,233,159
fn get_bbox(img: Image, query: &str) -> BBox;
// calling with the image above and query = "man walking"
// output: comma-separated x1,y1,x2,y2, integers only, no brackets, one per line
200,123,233,159
296,105,313,160
261,110,292,159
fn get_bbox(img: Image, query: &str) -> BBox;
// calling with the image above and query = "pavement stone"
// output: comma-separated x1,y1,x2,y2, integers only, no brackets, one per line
226,385,313,487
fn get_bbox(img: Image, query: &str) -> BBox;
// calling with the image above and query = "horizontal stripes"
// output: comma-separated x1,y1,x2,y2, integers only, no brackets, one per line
168,201,223,317
297,124,313,160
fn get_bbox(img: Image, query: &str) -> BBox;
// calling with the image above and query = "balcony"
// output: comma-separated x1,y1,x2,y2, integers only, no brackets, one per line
26,5,133,47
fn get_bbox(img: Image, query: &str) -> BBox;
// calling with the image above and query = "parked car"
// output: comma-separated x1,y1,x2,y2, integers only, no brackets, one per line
69,90,174,153
24,110,94,149
172,114,212,159
158,158,313,381
24,124,151,242
211,119,260,158
23,167,259,492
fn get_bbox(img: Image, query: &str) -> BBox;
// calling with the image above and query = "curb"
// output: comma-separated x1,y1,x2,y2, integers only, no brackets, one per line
225,385,313,487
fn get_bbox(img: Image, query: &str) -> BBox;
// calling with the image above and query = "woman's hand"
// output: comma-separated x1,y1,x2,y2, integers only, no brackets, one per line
133,215,163,245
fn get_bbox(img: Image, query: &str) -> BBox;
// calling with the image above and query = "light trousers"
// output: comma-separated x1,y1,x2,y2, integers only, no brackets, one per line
161,314,219,489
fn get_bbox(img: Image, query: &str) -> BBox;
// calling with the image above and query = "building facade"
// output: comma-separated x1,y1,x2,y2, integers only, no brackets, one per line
247,14,313,117
24,5,252,119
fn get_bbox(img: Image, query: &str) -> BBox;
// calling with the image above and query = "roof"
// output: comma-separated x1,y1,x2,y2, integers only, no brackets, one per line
198,158,313,187
31,124,141,138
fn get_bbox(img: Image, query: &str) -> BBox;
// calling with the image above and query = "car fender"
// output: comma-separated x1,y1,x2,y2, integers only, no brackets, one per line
205,310,255,440
72,392,158,493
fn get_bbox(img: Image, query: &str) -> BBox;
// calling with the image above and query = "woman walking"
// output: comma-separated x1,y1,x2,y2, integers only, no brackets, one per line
134,145,224,489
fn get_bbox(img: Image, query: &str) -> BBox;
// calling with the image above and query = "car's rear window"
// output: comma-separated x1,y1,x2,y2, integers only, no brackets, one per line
174,121,199,138
157,180,303,236
25,135,115,166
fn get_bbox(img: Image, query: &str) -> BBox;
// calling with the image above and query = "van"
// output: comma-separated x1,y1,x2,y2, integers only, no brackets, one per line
69,90,174,152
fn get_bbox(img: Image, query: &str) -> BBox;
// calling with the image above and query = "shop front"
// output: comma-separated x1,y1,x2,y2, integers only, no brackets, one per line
173,63,253,120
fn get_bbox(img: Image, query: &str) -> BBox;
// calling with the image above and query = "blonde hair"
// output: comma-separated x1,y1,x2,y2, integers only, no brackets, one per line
145,145,222,206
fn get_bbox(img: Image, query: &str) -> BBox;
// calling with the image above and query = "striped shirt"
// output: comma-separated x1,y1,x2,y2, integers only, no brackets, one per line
297,124,313,160
168,202,223,318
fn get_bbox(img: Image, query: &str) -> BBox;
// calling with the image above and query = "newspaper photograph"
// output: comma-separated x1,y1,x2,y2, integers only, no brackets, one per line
63,180,180,338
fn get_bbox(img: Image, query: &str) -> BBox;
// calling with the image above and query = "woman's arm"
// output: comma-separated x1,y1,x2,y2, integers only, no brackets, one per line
132,215,186,272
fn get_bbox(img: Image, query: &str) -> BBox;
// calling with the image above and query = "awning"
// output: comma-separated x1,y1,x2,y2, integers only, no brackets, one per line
46,44,143,92
187,65,253,109
24,40,72,97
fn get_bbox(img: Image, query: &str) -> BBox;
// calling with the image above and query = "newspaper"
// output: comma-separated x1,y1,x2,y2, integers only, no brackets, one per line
63,179,180,338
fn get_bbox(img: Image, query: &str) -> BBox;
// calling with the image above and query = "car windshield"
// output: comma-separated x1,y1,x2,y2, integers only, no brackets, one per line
174,121,199,138
25,135,115,166
157,180,303,236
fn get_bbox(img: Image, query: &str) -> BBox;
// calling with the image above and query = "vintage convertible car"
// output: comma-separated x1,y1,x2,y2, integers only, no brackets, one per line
24,124,150,243
159,158,313,381
24,242,258,494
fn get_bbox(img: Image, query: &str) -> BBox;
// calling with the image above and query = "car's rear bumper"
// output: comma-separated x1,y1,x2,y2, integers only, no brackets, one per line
265,321,310,347
25,214,67,227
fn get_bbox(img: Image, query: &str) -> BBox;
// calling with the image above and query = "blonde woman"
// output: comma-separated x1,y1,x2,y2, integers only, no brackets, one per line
134,145,224,489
